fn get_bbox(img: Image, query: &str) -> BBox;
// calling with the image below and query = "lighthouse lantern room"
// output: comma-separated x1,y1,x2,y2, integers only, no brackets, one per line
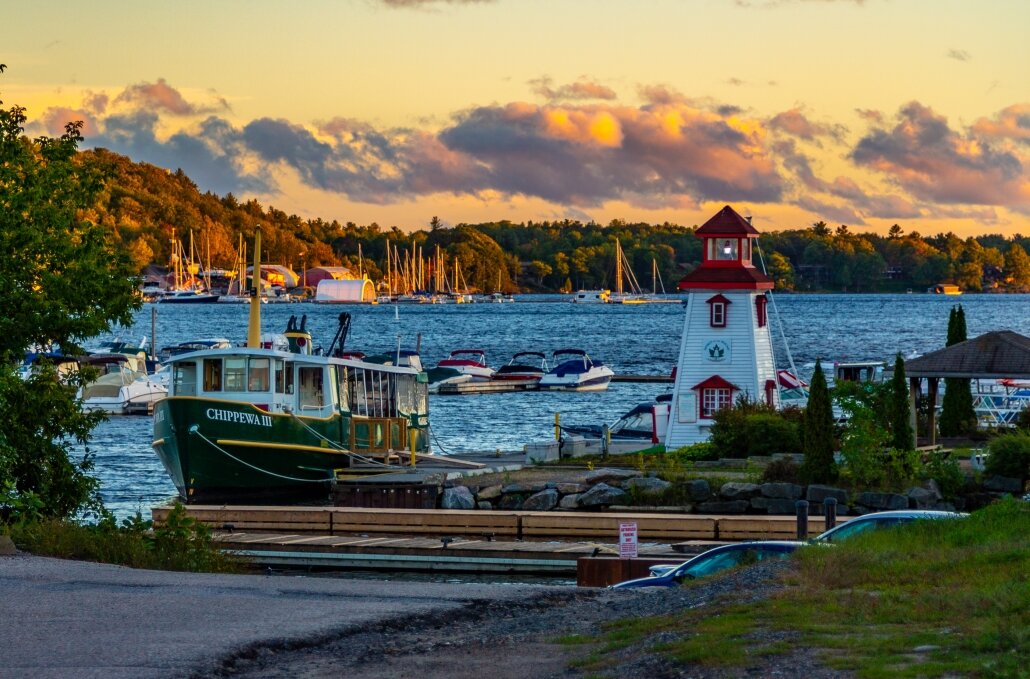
663,206,777,449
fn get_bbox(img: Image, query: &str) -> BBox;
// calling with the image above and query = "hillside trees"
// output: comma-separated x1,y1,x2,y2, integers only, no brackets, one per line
0,86,140,520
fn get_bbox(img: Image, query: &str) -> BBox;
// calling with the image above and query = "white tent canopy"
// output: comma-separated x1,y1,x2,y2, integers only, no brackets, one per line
314,278,376,303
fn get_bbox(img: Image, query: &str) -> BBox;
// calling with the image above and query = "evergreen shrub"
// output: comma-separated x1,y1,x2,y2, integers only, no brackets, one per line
984,431,1030,482
743,414,801,457
760,457,801,484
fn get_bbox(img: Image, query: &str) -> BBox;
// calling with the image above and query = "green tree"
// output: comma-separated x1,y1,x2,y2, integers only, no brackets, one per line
939,305,977,436
0,84,139,521
1004,244,1030,291
889,353,914,450
800,360,836,483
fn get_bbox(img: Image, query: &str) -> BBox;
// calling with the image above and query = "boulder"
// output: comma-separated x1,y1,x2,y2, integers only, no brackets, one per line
559,493,581,509
577,482,627,508
685,479,712,502
906,487,938,509
760,483,803,500
0,536,16,556
477,484,503,501
983,475,1023,494
750,497,798,515
502,482,547,494
556,483,588,495
697,500,750,514
855,491,908,511
522,488,560,511
497,494,526,510
806,485,849,505
584,468,640,486
476,501,493,510
719,482,760,500
624,477,672,496
441,486,476,510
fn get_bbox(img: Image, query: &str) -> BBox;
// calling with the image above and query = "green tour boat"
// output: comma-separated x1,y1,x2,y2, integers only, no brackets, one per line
152,231,429,504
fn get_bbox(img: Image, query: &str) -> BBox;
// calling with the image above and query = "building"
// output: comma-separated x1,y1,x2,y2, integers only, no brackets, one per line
663,205,777,448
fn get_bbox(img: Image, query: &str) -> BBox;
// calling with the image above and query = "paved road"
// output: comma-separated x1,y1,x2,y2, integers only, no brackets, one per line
0,553,554,679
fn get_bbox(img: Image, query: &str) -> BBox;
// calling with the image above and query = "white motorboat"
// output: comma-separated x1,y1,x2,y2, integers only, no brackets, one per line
435,349,495,381
79,353,168,415
570,289,611,304
537,349,614,392
490,351,549,384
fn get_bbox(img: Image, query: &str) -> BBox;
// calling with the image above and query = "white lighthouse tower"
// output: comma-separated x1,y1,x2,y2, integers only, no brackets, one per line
663,205,777,448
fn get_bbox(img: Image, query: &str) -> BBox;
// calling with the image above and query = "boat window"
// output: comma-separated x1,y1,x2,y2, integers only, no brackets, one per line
248,358,270,392
395,374,415,414
224,357,246,392
298,366,324,408
202,359,222,392
274,360,286,394
328,366,340,409
336,365,349,410
174,362,198,396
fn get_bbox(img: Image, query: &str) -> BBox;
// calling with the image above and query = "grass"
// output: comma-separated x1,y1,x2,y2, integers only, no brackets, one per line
568,498,1030,677
3,503,241,573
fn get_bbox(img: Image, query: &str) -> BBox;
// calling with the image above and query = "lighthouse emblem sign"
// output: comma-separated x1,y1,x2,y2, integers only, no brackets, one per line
703,339,730,362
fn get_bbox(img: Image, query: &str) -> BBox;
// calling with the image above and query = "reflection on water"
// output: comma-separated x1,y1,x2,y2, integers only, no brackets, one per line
83,294,1030,519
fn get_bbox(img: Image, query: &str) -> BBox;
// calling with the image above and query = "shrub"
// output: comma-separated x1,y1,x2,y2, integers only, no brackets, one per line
744,414,800,457
984,431,1030,482
761,457,801,484
922,450,966,500
710,397,794,459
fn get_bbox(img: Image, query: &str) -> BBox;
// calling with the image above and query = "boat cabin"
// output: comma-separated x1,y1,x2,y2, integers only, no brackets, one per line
834,361,885,384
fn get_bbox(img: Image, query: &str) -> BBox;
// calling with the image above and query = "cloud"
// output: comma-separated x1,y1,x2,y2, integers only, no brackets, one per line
767,107,845,141
40,107,100,138
945,48,971,62
113,78,230,116
971,104,1030,143
530,77,617,102
852,101,1030,209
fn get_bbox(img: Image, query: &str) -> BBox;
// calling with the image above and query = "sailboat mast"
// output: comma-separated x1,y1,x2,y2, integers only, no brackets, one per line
615,239,624,295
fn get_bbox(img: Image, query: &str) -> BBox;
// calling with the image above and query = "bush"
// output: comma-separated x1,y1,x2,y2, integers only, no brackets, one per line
744,414,800,457
984,431,1030,482
761,457,801,484
710,397,795,459
922,450,967,500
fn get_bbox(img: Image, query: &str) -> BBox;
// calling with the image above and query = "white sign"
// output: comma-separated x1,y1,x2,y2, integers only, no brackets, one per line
619,522,638,559
703,339,731,362
677,392,696,423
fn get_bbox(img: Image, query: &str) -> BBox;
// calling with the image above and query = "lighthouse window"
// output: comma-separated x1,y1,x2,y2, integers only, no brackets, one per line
716,239,738,261
755,295,768,328
710,302,726,327
701,387,732,418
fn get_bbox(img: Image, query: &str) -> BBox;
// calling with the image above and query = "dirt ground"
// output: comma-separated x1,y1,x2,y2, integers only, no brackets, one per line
204,561,847,679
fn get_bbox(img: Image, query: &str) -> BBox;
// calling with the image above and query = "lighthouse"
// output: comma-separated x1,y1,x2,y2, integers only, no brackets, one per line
663,205,777,448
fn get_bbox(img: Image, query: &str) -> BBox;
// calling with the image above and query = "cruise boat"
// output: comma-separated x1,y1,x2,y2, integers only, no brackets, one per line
152,233,430,504
435,349,495,381
490,351,549,384
537,349,615,392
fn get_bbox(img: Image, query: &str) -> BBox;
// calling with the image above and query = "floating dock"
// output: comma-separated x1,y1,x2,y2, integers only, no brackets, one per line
435,373,672,395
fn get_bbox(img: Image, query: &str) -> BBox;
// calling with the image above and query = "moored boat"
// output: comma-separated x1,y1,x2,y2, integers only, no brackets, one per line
435,349,495,381
490,351,549,384
537,348,614,392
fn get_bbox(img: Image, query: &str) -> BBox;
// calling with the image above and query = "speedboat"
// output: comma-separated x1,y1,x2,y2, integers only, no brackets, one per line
79,353,168,415
562,393,671,441
156,289,220,304
435,350,495,381
491,351,549,384
537,349,614,392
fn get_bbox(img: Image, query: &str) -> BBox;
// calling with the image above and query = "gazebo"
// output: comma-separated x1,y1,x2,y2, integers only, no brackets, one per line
904,330,1030,447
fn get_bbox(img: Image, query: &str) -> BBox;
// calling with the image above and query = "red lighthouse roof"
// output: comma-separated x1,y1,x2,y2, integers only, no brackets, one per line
695,205,759,236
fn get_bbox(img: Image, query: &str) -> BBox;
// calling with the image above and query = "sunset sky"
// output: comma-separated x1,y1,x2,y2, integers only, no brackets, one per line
3,0,1029,236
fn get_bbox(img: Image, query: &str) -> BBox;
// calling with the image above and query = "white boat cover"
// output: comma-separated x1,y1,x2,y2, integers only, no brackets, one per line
314,279,376,303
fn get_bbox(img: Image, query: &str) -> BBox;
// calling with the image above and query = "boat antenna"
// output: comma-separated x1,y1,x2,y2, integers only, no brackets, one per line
326,313,351,357
754,237,802,395
247,227,262,348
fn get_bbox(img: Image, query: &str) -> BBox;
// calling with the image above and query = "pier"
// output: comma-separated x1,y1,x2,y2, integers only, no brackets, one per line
435,373,672,395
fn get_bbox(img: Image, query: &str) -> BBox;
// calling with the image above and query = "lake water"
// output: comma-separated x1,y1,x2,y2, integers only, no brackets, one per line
81,294,1030,519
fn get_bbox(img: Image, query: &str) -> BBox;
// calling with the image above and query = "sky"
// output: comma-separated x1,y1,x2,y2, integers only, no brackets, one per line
2,0,1029,237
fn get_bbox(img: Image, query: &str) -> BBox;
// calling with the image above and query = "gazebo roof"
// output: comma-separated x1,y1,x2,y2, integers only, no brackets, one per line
905,330,1030,379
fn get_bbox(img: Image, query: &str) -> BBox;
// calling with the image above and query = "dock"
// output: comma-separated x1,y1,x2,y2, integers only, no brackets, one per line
435,373,672,395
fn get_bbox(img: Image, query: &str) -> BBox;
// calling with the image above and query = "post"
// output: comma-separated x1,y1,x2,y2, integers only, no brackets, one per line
601,424,610,460
554,412,562,441
409,426,417,468
823,497,837,531
150,306,157,362
795,500,809,540
909,376,920,449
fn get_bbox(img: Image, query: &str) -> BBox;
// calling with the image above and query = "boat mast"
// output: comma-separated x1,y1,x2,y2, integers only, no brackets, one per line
247,228,262,348
615,239,624,296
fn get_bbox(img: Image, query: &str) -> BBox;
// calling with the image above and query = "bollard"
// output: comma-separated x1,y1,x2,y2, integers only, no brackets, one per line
409,427,417,468
795,500,809,540
554,412,561,441
824,497,837,531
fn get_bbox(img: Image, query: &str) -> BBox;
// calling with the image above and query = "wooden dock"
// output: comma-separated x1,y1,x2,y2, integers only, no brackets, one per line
435,373,672,395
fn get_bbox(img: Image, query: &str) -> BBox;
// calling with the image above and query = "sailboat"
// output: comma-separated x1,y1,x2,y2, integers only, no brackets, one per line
609,239,651,305
157,229,220,303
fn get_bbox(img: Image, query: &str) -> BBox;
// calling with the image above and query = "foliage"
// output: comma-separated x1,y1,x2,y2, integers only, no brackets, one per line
888,353,914,450
836,393,919,490
939,305,977,437
7,503,240,573
800,361,836,484
984,430,1030,482
742,414,801,457
760,457,801,484
921,449,967,500
709,396,798,459
0,83,139,521
668,442,719,462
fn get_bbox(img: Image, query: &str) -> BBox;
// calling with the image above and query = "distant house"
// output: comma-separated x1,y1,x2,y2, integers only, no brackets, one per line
303,266,358,289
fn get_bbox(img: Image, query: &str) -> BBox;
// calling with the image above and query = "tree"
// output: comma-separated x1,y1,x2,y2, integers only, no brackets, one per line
800,360,836,484
939,305,977,436
1004,244,1030,291
889,353,914,450
0,83,140,520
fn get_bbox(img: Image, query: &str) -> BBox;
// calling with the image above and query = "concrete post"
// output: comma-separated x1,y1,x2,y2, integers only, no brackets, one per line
795,500,809,540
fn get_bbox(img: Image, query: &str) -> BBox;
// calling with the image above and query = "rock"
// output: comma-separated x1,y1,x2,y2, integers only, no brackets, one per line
0,536,16,555
522,488,560,511
906,487,938,509
558,493,581,509
476,501,493,510
921,479,943,501
983,475,1023,494
760,482,803,500
697,500,750,514
497,494,525,510
685,479,712,502
719,482,760,500
624,477,672,495
750,497,798,514
584,468,640,486
577,482,627,508
856,491,909,511
477,484,502,501
501,482,547,494
441,486,476,510
556,483,588,494
806,484,849,505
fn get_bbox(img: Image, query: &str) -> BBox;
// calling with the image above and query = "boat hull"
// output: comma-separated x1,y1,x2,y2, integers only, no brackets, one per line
153,397,349,504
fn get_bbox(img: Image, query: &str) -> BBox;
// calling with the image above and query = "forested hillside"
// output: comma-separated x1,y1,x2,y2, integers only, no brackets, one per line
81,149,1030,293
